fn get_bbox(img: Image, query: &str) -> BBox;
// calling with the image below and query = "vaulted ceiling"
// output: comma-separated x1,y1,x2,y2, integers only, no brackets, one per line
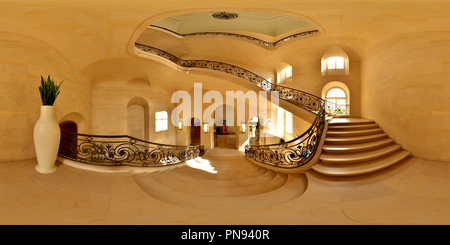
151,11,313,38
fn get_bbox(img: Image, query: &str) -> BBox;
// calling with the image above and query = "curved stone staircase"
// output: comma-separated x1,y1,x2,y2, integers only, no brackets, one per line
132,149,308,209
312,118,411,176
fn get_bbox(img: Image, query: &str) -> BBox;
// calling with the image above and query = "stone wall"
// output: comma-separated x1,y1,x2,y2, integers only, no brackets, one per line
361,31,450,161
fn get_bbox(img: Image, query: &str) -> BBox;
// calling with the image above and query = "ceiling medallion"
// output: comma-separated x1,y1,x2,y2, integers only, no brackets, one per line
212,11,238,20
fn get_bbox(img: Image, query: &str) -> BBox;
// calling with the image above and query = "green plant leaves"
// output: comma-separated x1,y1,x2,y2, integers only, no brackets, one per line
38,75,63,106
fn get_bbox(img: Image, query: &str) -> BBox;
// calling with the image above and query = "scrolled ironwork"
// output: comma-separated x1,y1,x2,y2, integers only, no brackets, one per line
149,25,319,48
244,102,326,168
58,131,205,167
134,43,336,169
135,43,323,114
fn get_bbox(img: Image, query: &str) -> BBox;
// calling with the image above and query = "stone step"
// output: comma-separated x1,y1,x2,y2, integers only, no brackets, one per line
324,133,388,145
132,173,307,210
147,171,289,197
326,128,383,137
161,167,279,188
172,162,267,180
322,138,394,154
327,123,379,131
319,144,402,164
328,118,375,126
312,151,411,176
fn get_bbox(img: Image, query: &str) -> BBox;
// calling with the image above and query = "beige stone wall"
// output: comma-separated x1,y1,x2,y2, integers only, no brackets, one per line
272,38,362,118
88,58,176,145
361,31,450,161
0,32,91,162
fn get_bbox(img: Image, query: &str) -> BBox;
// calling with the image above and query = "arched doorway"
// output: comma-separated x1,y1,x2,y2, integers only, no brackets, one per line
322,81,350,116
213,104,236,149
191,117,201,145
249,117,259,144
325,87,348,115
127,97,149,141
59,121,78,159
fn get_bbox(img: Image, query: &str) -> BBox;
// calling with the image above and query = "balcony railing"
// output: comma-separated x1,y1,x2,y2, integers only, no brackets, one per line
132,43,338,169
58,131,205,167
325,101,350,116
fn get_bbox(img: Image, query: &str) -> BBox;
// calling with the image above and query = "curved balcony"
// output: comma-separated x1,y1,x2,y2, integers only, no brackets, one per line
58,131,205,168
134,43,334,171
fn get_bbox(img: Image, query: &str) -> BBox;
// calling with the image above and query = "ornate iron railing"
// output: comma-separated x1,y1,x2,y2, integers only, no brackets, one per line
58,131,205,167
135,43,324,113
325,101,350,116
149,25,320,48
244,101,326,168
135,43,331,169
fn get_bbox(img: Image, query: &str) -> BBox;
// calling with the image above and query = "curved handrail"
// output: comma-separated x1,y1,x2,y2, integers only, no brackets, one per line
134,43,330,168
135,43,324,113
149,25,320,48
58,130,205,167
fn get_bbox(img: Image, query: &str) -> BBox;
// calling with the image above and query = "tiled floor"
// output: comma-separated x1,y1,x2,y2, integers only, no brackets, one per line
0,148,449,225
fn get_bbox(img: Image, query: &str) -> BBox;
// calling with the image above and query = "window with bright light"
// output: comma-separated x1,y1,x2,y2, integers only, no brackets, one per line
326,88,348,115
285,66,292,78
285,111,293,134
155,111,168,132
327,57,344,70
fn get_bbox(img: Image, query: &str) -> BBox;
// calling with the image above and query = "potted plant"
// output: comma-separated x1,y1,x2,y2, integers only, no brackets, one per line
33,75,63,174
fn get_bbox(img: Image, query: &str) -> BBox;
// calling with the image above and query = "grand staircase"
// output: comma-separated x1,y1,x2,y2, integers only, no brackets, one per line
312,118,411,176
132,149,307,209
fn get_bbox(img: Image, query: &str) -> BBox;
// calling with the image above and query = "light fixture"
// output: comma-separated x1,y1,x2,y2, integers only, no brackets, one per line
203,123,208,134
241,123,246,133
178,121,183,130
212,11,238,20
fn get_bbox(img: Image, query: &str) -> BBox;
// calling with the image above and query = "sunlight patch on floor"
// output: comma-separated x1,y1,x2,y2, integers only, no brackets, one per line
186,157,217,174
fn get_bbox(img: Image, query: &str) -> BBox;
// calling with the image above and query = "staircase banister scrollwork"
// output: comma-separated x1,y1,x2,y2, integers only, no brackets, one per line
134,42,330,169
58,130,205,167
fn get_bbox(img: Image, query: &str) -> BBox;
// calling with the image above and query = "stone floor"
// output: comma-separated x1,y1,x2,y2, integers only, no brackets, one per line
0,147,449,225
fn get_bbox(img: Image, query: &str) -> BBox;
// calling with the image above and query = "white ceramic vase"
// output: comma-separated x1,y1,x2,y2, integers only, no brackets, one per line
34,106,60,174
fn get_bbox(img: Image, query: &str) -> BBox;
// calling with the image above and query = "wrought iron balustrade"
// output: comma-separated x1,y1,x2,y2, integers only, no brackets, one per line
244,101,326,168
135,43,324,113
58,131,204,167
149,25,320,48
134,43,341,169
325,101,350,116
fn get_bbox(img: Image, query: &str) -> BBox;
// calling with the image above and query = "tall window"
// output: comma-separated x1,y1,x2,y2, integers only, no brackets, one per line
277,65,292,84
326,57,344,69
326,88,348,115
321,46,349,76
155,111,168,132
285,66,292,78
285,111,293,134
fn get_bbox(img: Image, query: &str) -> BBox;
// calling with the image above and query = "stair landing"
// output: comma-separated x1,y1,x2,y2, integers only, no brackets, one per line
133,148,308,209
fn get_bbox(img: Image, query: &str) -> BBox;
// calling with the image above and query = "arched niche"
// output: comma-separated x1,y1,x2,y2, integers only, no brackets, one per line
321,46,349,76
58,121,78,159
276,62,292,84
127,97,150,141
58,112,87,133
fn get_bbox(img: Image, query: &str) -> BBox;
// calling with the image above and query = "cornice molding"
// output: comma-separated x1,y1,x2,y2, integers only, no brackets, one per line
149,25,320,48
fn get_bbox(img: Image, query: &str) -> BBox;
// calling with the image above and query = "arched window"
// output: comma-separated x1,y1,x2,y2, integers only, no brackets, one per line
155,111,168,132
285,111,293,134
321,46,349,76
276,63,292,84
326,87,348,115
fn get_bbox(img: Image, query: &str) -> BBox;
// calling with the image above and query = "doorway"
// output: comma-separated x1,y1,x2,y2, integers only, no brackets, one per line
249,117,259,144
59,121,78,159
191,117,201,145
